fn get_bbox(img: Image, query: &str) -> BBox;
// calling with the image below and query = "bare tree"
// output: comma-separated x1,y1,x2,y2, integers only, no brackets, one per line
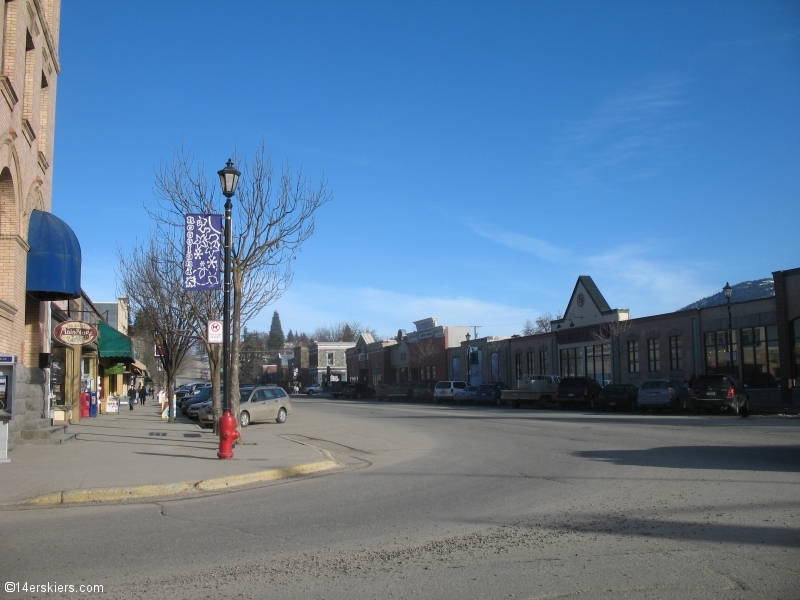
522,319,536,336
522,313,558,336
312,321,378,342
150,145,330,431
118,236,195,423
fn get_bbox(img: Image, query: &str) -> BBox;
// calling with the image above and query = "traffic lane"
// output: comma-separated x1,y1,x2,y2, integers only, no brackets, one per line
1,400,798,599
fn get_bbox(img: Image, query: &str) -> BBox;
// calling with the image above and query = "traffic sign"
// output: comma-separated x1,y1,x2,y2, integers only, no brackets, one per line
208,320,223,344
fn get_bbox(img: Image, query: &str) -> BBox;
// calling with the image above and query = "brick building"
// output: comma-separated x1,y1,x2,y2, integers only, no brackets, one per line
0,1,72,447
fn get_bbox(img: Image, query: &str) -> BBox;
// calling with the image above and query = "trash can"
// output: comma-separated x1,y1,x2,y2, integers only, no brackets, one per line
80,392,91,418
90,392,98,418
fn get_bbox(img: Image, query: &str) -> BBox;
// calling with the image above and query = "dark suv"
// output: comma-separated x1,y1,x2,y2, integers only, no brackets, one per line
690,374,749,416
557,377,603,409
474,382,510,406
329,381,349,398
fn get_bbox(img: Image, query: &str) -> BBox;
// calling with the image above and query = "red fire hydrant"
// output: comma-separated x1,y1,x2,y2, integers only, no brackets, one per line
217,409,240,459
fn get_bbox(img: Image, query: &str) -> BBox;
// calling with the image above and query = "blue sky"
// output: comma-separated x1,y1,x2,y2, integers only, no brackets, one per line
54,1,799,339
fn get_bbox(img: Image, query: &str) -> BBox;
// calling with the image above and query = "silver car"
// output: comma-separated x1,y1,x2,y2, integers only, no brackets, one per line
237,386,292,427
638,379,690,413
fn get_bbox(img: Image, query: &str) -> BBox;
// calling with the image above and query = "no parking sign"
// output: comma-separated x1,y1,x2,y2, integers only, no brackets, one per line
208,320,223,344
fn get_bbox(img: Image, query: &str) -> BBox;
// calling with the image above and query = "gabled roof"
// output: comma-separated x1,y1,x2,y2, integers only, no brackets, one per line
576,275,611,313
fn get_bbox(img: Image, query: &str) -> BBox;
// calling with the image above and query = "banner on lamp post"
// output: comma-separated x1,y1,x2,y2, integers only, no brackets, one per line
183,214,223,290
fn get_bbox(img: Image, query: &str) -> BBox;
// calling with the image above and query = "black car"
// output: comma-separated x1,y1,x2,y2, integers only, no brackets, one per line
474,382,510,406
690,374,749,415
180,386,216,414
329,381,349,398
342,383,376,399
556,377,603,409
598,383,639,411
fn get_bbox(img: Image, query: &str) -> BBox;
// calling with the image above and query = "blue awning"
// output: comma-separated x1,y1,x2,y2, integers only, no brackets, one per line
26,209,81,300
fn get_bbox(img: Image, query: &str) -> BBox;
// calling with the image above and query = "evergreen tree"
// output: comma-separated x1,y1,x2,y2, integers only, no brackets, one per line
268,311,286,350
287,329,295,343
341,323,355,342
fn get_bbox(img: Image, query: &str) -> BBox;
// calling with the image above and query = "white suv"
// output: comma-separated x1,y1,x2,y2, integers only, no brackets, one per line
433,381,468,403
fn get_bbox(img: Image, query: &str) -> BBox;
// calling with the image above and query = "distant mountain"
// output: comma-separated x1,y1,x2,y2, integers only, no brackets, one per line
680,279,774,311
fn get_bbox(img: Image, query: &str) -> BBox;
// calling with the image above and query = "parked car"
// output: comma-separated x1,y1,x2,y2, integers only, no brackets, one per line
690,374,749,415
180,386,216,414
186,399,211,420
597,383,639,411
342,383,376,399
637,379,691,413
330,381,349,399
178,384,212,409
411,381,436,401
454,385,478,404
474,382,510,406
236,385,292,427
556,377,603,409
175,382,207,401
387,382,414,401
302,383,324,395
374,383,391,400
433,380,469,403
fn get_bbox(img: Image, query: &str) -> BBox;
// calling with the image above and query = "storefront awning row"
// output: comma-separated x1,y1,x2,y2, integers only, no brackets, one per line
98,321,135,362
26,209,82,301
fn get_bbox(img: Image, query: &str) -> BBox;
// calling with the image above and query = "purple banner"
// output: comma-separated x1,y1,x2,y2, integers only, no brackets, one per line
183,214,223,290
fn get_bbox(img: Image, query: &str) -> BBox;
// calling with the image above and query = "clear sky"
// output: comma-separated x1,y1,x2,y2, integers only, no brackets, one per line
53,1,799,340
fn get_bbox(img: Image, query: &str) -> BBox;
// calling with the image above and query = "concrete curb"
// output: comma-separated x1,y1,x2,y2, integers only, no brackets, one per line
4,459,341,509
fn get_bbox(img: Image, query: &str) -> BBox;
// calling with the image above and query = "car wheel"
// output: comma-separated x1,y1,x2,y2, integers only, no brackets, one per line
239,411,250,427
356,392,362,400
588,396,596,410
731,399,740,416
496,398,502,407
741,398,749,418
276,407,287,424
639,406,647,414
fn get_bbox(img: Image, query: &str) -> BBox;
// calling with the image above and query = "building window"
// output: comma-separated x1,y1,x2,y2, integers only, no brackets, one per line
452,356,460,380
669,336,682,371
704,331,738,375
326,352,334,366
515,353,522,379
585,344,611,386
527,351,535,375
741,326,779,387
539,350,547,375
792,319,800,388
647,338,660,372
628,340,639,373
559,347,584,378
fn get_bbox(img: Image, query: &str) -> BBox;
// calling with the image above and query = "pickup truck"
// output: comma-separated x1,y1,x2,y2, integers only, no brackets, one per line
501,374,561,408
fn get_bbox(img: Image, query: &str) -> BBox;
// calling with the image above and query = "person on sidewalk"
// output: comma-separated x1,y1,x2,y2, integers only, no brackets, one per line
138,384,147,406
127,385,136,410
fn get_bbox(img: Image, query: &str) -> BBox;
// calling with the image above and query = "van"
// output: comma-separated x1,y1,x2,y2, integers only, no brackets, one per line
433,380,468,403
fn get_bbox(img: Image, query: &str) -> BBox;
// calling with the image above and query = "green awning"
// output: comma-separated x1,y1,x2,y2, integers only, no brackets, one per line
98,321,135,361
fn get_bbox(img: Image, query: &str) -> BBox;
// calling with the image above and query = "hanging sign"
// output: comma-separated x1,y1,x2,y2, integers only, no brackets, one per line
54,321,98,345
184,214,223,290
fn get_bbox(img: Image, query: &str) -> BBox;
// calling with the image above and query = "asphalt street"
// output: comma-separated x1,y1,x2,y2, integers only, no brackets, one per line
2,397,799,599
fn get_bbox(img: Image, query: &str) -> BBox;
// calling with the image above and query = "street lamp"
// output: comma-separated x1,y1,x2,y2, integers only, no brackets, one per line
217,159,240,459
723,282,733,375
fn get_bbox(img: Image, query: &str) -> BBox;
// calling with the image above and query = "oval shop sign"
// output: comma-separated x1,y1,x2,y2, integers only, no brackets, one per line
54,320,99,346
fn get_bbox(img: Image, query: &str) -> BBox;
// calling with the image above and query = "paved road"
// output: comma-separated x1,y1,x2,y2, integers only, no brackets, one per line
2,398,799,599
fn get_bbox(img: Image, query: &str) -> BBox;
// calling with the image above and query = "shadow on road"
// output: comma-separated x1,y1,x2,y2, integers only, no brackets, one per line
576,445,800,472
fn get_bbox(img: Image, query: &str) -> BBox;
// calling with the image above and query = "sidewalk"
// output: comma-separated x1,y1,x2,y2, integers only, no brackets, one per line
0,403,338,508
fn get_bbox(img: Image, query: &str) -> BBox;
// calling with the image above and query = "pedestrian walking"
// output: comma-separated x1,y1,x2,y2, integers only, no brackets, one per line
127,385,136,410
138,384,147,406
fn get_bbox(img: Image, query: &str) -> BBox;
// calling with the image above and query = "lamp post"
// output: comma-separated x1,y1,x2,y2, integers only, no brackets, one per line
217,159,240,459
723,282,733,375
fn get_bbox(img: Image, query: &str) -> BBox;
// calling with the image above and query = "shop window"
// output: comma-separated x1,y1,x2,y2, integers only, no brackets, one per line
585,343,611,386
539,350,547,375
527,351,535,375
704,330,738,375
628,340,639,373
669,336,683,371
647,338,660,372
560,347,583,378
792,319,800,387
